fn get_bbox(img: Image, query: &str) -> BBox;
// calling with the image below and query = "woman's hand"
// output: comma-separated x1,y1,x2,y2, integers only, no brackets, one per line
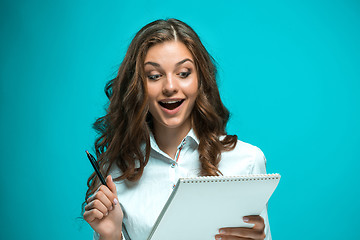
215,215,266,240
83,175,124,240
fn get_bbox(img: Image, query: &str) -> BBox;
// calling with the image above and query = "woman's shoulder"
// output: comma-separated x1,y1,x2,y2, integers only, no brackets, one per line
219,136,267,175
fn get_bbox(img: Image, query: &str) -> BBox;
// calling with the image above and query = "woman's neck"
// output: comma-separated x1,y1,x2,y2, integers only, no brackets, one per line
152,120,191,160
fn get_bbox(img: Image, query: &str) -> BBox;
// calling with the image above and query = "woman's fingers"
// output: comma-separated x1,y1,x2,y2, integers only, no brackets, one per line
106,175,118,196
216,216,266,240
216,228,258,239
106,175,119,205
87,188,113,210
87,178,118,209
83,208,106,222
243,215,265,231
83,175,124,238
85,199,109,215
84,175,120,223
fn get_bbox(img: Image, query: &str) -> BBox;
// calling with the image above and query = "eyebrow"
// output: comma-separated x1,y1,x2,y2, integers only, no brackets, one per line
144,58,194,68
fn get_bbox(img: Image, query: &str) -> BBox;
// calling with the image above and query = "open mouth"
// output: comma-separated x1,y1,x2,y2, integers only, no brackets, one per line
158,99,185,110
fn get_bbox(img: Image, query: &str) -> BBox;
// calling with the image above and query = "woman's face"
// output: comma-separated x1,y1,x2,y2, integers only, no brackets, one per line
144,41,198,132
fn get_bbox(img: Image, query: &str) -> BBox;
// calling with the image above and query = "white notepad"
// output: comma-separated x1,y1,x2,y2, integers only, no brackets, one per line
147,174,281,240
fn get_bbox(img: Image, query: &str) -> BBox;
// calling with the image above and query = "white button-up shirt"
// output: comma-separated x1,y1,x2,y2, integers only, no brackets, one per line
94,129,271,240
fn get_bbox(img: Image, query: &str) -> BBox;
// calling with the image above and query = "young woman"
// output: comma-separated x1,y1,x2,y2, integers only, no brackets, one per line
82,18,270,240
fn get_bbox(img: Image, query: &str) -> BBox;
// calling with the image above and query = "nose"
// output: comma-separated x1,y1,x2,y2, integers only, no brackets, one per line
162,74,178,96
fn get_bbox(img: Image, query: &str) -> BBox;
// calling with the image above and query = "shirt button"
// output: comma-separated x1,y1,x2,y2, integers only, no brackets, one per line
171,163,176,168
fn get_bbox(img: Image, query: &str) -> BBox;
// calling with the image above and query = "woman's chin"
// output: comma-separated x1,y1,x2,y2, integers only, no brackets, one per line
156,118,191,131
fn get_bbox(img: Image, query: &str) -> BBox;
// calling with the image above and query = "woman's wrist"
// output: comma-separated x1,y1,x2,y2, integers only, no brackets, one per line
99,230,123,240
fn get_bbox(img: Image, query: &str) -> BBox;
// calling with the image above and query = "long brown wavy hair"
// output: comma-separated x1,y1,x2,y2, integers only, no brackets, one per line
82,18,237,214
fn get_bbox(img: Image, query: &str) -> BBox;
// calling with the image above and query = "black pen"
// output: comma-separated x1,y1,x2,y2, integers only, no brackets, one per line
86,150,108,187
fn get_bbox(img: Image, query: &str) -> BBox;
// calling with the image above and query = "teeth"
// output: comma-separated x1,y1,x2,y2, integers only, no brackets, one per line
161,100,182,104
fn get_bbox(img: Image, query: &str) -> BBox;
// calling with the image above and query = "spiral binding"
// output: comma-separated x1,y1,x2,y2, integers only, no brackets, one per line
180,173,281,184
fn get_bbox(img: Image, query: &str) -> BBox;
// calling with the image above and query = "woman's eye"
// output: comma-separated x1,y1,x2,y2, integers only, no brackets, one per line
148,74,161,80
179,71,191,78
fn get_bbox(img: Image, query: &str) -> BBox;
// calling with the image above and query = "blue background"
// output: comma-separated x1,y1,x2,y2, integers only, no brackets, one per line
1,0,359,239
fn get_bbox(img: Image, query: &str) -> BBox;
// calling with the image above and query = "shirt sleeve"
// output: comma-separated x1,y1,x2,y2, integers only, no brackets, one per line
251,147,272,240
93,231,127,240
93,231,99,240
251,146,267,175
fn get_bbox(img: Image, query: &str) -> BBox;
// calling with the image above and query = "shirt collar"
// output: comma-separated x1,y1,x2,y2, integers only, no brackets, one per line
149,128,199,155
186,128,200,145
